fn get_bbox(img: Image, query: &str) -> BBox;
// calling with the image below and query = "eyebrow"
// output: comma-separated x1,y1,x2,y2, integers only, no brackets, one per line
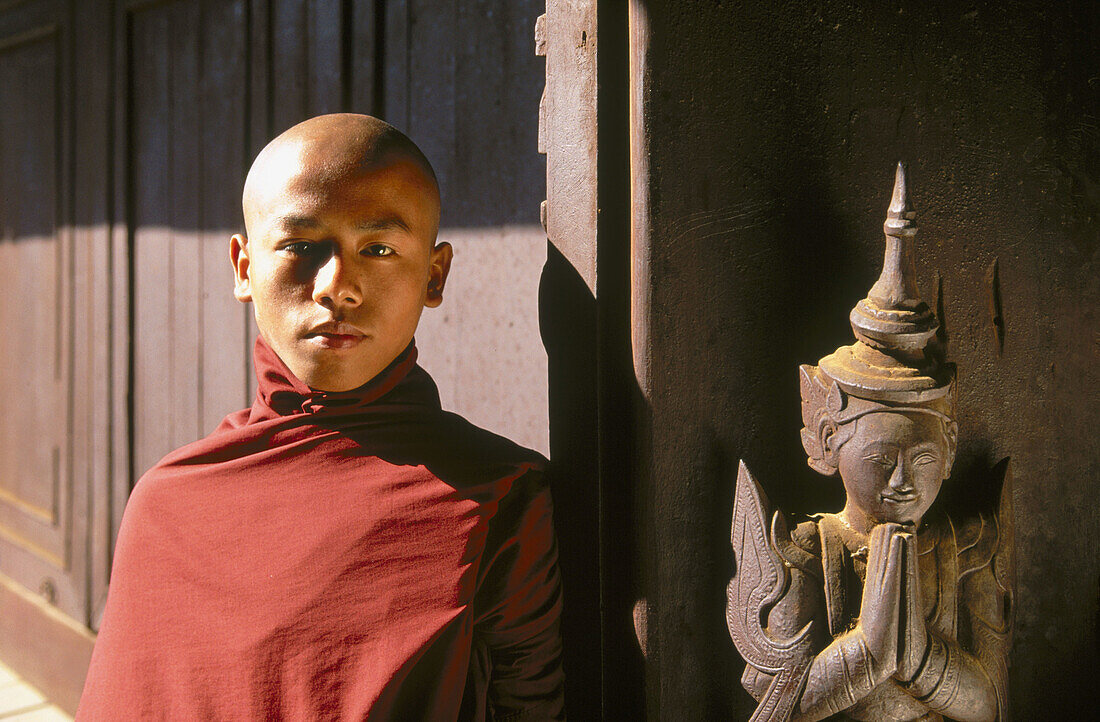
272,215,323,230
270,216,410,233
356,217,410,233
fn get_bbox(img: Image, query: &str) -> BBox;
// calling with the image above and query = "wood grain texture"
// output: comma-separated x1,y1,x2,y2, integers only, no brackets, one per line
382,0,410,130
406,0,456,212
0,573,95,715
347,0,379,113
0,1,82,628
128,0,250,478
199,0,250,435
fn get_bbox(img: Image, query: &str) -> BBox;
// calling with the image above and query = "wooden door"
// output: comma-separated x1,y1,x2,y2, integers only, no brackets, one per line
0,0,96,711
116,0,254,487
0,0,72,610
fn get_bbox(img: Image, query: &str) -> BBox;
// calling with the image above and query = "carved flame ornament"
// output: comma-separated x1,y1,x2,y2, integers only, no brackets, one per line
727,165,1014,722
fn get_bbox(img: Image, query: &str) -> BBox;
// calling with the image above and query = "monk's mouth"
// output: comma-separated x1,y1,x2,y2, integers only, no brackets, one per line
306,321,366,349
308,333,364,350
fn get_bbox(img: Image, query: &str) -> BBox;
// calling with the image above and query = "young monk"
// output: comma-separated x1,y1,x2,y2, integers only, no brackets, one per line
78,114,565,720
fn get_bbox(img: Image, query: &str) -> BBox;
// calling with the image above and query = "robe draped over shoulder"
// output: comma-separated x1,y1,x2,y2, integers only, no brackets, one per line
78,338,565,721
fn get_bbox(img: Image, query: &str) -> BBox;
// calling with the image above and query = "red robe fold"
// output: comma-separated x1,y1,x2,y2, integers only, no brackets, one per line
78,339,565,721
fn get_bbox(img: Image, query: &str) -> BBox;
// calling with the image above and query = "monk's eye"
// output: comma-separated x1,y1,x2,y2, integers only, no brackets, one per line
361,244,395,257
282,241,320,257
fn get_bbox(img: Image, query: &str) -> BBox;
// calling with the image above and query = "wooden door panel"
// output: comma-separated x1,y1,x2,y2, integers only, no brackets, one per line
124,0,251,481
0,2,103,715
199,0,252,434
0,6,81,622
130,0,205,479
271,0,345,129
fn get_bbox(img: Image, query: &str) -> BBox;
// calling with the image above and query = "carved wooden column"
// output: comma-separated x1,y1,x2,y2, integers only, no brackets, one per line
538,1,640,717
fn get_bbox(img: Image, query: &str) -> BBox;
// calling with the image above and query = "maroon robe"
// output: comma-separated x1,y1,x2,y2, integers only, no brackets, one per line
78,338,565,721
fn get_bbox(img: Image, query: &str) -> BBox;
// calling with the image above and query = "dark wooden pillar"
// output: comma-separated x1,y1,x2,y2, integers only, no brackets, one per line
539,0,640,718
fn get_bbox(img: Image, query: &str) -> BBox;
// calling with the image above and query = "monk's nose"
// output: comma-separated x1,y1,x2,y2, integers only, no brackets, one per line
312,254,362,308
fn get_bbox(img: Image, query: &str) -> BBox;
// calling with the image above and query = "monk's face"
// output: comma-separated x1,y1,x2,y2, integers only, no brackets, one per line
836,412,953,530
232,156,450,392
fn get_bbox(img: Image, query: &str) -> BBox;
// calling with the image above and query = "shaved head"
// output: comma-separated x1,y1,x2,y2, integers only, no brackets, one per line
231,113,452,391
242,113,440,237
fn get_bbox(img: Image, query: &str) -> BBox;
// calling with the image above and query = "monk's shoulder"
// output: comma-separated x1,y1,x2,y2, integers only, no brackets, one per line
214,406,251,431
392,410,544,494
123,420,248,514
438,410,546,468
112,464,184,545
125,453,191,513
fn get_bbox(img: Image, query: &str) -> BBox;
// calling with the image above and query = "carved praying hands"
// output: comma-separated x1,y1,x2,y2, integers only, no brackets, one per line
895,532,925,684
729,462,1011,722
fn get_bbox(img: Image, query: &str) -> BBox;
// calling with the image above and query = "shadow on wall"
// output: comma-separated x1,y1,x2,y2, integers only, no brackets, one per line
540,241,648,720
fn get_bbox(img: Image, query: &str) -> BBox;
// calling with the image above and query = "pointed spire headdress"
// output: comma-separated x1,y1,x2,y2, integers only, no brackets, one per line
799,164,956,474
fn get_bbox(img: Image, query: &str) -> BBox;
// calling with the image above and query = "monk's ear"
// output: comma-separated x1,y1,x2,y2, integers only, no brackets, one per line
425,241,453,308
230,234,252,303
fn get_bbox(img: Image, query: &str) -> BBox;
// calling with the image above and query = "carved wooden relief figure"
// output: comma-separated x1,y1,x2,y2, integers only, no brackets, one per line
726,165,1014,722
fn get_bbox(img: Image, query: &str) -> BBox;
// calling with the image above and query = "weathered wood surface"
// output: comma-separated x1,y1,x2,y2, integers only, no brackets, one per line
0,0,84,711
126,0,251,490
0,0,77,631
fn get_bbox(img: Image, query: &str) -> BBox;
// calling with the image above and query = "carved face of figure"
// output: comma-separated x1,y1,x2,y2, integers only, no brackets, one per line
233,156,450,392
835,411,954,532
